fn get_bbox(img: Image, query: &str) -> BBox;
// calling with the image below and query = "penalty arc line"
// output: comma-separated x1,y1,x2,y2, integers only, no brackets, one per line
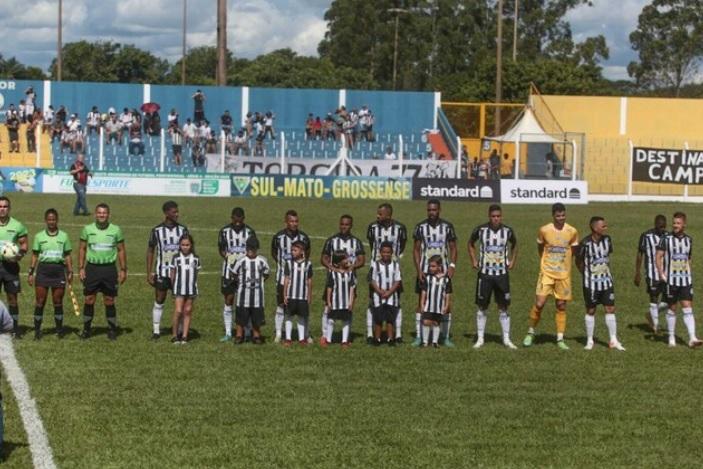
0,334,57,469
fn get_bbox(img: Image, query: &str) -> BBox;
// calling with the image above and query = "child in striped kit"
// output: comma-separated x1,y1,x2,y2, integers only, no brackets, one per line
170,234,201,344
324,250,356,348
283,241,313,346
420,255,451,347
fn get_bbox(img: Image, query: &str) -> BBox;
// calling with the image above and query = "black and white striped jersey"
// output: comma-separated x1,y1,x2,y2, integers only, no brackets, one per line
271,229,311,285
578,235,614,291
171,253,201,297
148,222,188,278
322,233,365,266
638,229,667,283
413,219,457,273
232,255,270,308
469,223,516,276
367,260,402,307
657,233,693,287
366,221,407,261
218,224,257,280
422,274,449,314
326,270,356,310
284,259,313,301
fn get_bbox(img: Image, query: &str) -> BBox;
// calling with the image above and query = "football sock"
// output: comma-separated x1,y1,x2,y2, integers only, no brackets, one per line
34,305,44,331
223,305,233,336
499,310,510,340
297,317,307,341
342,320,351,343
432,325,440,344
682,307,697,341
83,304,95,330
152,302,164,334
649,303,659,329
284,315,293,341
476,310,487,340
422,325,430,345
9,305,19,329
416,312,421,338
275,305,284,338
666,309,677,339
555,310,567,335
322,307,329,338
106,305,117,330
366,308,373,337
395,308,403,339
605,313,617,341
528,305,541,328
585,314,595,341
245,319,252,338
440,313,452,340
528,326,536,335
53,305,64,329
325,318,335,342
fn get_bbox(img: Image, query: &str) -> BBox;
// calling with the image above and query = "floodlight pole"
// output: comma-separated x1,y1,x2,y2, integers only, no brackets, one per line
181,0,187,85
216,0,227,86
57,0,63,81
389,8,408,91
495,0,504,135
512,0,518,62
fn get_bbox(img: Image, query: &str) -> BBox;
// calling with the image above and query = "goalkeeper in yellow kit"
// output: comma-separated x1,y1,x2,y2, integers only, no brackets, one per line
523,203,579,350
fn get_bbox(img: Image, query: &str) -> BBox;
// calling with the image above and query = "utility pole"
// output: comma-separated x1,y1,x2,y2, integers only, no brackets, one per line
181,0,187,85
57,0,63,81
388,8,408,91
512,0,518,62
495,0,503,134
216,0,227,86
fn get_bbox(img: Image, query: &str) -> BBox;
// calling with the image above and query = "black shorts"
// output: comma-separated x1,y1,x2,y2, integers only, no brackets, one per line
286,299,309,318
8,130,18,142
221,277,237,295
235,307,264,328
277,284,285,306
665,284,693,304
475,274,510,308
416,276,453,294
646,280,666,300
83,263,118,296
329,309,352,322
154,275,172,292
0,261,21,294
583,287,615,308
372,304,398,325
172,144,182,154
421,312,444,324
35,263,67,289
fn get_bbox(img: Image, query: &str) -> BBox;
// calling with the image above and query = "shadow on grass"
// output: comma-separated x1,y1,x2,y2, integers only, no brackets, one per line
0,440,28,462
72,326,134,339
627,322,671,344
572,335,609,348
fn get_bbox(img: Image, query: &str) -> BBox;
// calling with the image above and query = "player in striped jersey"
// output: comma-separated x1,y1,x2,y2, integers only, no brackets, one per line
146,201,188,340
655,212,702,348
468,205,518,349
634,214,668,333
231,238,270,345
412,199,457,347
218,207,257,341
576,217,625,351
169,234,201,344
323,251,356,348
282,241,312,346
271,210,311,343
365,203,407,343
420,256,450,347
368,242,402,346
320,215,365,345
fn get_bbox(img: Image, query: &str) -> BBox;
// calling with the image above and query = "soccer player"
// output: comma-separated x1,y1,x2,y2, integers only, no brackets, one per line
231,238,269,345
170,234,201,344
146,201,188,340
324,251,356,348
420,256,450,347
218,207,257,342
655,212,702,348
282,240,313,346
27,209,72,340
78,203,127,340
320,215,365,345
412,199,457,347
522,203,579,350
366,203,407,343
271,210,311,343
576,216,625,351
368,241,402,346
0,196,29,337
468,204,518,349
634,214,668,333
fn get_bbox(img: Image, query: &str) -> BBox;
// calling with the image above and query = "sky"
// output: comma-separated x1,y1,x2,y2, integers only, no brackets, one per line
0,0,647,81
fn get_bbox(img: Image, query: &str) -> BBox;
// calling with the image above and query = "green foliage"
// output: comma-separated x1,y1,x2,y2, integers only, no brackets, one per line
0,53,46,79
166,46,233,86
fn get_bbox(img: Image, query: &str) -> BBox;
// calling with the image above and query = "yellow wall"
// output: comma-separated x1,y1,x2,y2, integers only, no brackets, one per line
0,124,53,168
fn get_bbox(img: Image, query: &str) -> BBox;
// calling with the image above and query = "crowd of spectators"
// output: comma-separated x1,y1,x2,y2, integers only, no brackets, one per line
304,105,375,147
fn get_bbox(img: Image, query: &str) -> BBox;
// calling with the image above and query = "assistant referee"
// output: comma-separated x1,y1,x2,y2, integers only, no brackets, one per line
78,203,127,340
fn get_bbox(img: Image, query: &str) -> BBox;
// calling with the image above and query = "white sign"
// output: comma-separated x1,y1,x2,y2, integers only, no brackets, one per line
500,179,589,204
41,172,231,197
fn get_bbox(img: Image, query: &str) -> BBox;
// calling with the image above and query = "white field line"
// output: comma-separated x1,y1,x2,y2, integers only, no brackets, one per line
0,334,57,469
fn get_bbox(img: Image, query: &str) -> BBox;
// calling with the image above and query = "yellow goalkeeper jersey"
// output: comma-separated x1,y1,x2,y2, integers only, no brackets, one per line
537,222,579,280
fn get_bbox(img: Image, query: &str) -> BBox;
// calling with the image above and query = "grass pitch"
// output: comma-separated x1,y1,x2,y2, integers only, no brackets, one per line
1,193,702,468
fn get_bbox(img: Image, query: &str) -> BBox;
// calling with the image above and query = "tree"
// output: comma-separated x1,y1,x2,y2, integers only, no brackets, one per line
0,53,46,79
166,46,233,85
628,0,703,97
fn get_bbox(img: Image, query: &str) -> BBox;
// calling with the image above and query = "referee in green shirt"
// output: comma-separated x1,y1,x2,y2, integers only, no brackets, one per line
27,208,73,340
78,203,127,340
0,196,29,337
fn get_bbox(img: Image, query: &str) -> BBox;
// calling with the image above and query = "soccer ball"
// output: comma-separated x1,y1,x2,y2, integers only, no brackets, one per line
1,243,19,262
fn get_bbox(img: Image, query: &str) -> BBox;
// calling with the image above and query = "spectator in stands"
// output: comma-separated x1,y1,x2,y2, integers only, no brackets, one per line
128,120,145,156
60,125,72,154
254,122,265,156
460,147,469,179
229,129,249,156
478,158,490,180
191,137,205,167
305,113,315,139
43,105,54,134
501,153,513,178
182,118,196,147
312,116,322,139
69,153,91,216
221,110,233,135
168,109,179,131
142,111,152,135
199,120,212,147
119,107,133,132
192,89,206,123
67,114,80,132
18,100,27,124
149,111,161,136
244,112,254,137
384,146,396,160
489,149,501,180
55,105,67,125
358,105,374,142
6,111,20,153
263,111,276,140
470,157,480,179
25,86,36,120
51,115,63,143
170,127,183,166
86,106,101,135
342,116,355,147
322,115,336,141
206,129,217,153
72,126,85,154
105,114,122,145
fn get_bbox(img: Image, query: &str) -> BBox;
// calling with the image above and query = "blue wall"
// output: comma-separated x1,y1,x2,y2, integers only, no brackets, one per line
249,87,338,130
0,79,45,122
151,84,242,127
51,81,143,118
347,89,435,133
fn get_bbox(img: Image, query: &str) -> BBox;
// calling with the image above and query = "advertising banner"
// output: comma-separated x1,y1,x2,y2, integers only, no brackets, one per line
632,146,703,185
41,171,231,197
412,178,499,202
0,167,43,193
228,156,458,179
230,174,412,200
500,179,589,204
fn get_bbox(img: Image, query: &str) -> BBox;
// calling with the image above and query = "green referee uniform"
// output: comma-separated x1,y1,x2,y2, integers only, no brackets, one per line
0,216,28,331
31,230,72,334
80,222,124,335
